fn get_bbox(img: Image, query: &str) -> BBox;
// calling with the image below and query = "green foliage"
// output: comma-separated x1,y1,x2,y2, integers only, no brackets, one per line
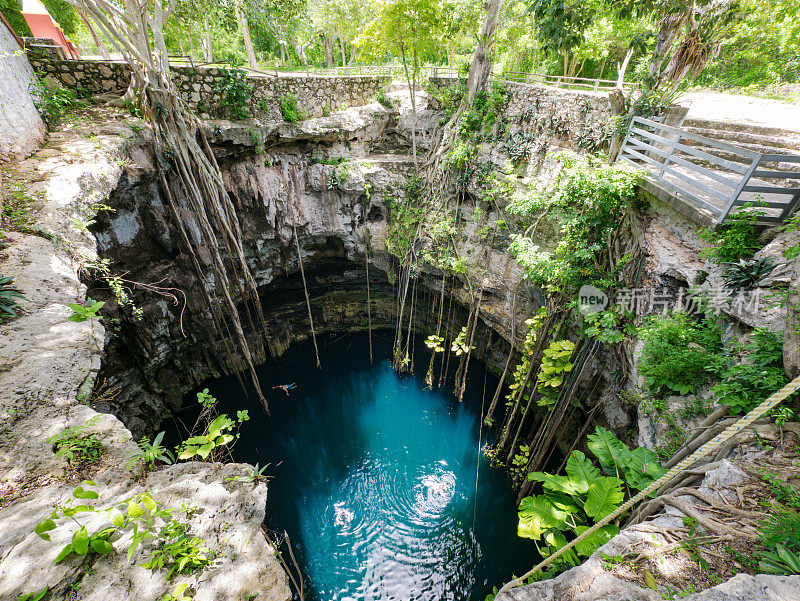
758,543,800,575
68,300,105,323
456,82,509,141
29,79,85,130
0,0,32,36
638,312,723,396
142,519,214,579
196,388,216,408
215,69,252,120
47,418,103,468
518,428,665,560
508,153,641,293
583,308,631,345
162,583,194,601
699,209,763,263
228,462,272,484
0,275,25,320
35,481,214,581
721,257,776,290
125,431,175,472
451,326,475,356
425,334,446,353
498,310,548,424
428,80,466,120
177,414,246,461
535,339,575,407
760,510,800,555
16,588,48,601
710,328,787,415
374,88,394,108
327,164,350,190
279,93,306,123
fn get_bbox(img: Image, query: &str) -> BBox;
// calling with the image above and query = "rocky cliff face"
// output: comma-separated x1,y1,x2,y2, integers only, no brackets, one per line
0,109,291,601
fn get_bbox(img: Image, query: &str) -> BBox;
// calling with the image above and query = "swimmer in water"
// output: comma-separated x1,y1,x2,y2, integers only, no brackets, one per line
334,502,354,527
273,383,297,395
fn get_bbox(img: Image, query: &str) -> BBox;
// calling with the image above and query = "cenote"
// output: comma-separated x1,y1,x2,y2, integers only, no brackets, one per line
173,330,539,601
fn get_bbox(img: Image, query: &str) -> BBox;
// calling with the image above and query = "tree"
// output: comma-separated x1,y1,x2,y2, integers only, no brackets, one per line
526,0,596,78
357,0,441,163
63,0,270,411
312,0,373,68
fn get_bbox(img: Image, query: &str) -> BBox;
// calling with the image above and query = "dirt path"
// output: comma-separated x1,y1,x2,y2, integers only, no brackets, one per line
679,90,800,131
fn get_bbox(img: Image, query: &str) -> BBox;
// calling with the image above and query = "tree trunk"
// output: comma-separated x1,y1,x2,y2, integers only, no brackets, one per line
203,15,213,62
339,33,347,72
321,32,334,67
235,0,257,69
616,47,633,87
399,40,417,166
463,0,504,106
78,8,109,59
649,11,686,80
607,88,627,163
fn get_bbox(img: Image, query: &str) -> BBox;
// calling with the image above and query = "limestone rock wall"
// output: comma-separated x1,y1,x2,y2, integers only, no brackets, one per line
28,56,390,120
0,19,45,161
0,109,291,601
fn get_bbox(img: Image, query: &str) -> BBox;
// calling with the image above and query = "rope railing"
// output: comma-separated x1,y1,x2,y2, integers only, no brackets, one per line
495,373,800,599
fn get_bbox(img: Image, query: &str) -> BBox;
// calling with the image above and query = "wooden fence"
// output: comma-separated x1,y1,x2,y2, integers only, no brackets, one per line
430,66,632,93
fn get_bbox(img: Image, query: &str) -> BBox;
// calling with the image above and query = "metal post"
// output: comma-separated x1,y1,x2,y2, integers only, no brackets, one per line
717,156,762,226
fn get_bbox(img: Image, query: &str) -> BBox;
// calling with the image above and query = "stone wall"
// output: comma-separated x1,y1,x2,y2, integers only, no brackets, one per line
0,20,45,161
428,76,614,154
28,56,390,120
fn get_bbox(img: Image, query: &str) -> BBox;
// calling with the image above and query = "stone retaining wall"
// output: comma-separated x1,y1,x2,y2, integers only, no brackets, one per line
29,57,390,120
429,76,614,153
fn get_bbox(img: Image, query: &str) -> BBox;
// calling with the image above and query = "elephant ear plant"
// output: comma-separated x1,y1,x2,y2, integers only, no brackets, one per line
0,275,25,320
517,427,666,575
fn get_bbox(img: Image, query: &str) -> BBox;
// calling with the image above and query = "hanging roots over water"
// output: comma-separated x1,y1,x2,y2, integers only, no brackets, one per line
67,0,270,411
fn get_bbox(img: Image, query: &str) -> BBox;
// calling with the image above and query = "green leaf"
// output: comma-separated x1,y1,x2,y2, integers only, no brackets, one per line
565,450,601,494
625,447,667,491
73,485,99,499
584,477,624,519
644,569,658,590
573,524,620,557
35,518,56,540
90,538,113,554
140,493,157,512
109,507,125,528
518,495,568,540
54,543,74,563
527,471,579,494
127,501,143,518
587,427,631,475
72,527,90,555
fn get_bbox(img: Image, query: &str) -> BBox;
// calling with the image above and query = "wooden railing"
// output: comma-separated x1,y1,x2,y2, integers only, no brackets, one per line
618,116,800,225
430,66,632,92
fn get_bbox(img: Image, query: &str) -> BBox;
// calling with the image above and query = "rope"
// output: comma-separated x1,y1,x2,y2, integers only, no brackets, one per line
495,373,800,599
293,224,321,369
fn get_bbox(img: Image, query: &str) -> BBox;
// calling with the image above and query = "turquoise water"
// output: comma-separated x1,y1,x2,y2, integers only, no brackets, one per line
187,331,538,601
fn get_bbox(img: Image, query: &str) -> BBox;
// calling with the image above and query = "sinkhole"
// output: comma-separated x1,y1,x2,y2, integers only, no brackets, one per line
170,330,539,601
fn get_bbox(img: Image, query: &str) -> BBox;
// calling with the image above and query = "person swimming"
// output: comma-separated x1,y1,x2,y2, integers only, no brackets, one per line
334,502,354,527
273,383,297,395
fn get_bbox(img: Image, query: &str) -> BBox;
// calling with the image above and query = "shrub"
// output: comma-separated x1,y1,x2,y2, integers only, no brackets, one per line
47,419,103,468
760,510,800,555
518,427,666,563
0,275,25,320
722,257,776,289
215,68,251,120
711,328,787,414
699,209,762,263
374,88,394,108
29,80,84,130
508,153,642,293
638,312,723,396
279,94,305,123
